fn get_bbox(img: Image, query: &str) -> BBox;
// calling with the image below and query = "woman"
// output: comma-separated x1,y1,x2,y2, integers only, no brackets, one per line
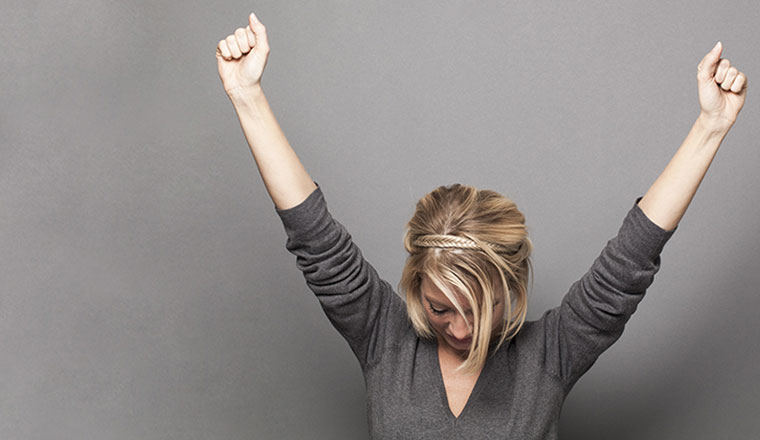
215,12,747,439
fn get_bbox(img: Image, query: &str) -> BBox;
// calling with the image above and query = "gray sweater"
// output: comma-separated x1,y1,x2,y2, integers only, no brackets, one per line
275,182,677,439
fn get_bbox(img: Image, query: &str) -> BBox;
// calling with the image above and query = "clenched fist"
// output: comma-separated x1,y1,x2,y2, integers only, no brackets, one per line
697,41,748,131
216,12,270,95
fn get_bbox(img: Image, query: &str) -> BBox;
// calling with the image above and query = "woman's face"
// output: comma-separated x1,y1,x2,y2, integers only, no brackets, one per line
420,274,505,356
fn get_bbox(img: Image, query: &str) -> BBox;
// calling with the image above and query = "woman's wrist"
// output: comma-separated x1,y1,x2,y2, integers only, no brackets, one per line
696,112,734,136
227,84,265,107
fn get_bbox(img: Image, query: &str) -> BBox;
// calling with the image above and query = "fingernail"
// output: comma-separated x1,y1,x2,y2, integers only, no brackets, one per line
715,41,722,50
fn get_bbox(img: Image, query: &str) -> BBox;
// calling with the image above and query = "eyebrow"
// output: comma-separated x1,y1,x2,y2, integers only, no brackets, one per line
424,295,499,311
424,295,470,312
424,295,447,307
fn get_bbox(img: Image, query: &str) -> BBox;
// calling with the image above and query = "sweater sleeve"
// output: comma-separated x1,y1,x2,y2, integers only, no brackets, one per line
541,196,677,390
274,182,403,371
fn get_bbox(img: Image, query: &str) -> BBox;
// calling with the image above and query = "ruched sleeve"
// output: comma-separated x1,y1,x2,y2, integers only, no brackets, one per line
540,196,678,390
274,182,405,371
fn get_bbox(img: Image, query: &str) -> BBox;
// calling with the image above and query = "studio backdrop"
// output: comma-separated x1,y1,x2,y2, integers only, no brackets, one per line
1,0,758,438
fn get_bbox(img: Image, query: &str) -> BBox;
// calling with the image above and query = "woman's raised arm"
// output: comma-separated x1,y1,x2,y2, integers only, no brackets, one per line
216,12,317,210
637,42,748,231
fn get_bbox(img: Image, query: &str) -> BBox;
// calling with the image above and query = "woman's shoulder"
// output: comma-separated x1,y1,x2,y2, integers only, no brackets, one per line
503,311,555,354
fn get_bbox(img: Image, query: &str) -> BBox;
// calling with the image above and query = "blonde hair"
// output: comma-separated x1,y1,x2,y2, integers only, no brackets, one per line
398,183,533,374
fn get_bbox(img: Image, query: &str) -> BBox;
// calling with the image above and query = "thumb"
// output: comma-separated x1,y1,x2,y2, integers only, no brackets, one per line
697,41,722,82
248,12,270,52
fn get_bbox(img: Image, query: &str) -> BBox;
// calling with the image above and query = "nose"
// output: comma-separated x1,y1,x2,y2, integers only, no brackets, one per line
448,312,473,340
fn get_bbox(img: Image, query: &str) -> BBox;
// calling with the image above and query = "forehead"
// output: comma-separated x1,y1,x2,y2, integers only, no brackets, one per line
420,272,502,301
420,274,467,305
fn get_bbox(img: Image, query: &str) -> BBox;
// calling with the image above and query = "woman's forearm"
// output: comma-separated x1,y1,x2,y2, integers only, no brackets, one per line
636,114,730,231
228,85,317,210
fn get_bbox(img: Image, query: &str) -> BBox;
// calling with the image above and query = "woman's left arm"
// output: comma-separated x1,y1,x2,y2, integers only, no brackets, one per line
638,41,748,231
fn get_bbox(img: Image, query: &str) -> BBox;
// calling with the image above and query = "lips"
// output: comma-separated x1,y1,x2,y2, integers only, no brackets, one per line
450,335,472,345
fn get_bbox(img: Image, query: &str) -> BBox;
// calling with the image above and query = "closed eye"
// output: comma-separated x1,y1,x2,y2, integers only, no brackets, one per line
429,302,500,316
429,304,446,315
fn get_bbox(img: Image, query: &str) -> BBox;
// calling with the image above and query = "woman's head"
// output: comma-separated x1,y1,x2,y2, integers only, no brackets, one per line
398,183,533,374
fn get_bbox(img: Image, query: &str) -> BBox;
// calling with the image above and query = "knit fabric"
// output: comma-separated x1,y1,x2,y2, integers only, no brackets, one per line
275,182,677,439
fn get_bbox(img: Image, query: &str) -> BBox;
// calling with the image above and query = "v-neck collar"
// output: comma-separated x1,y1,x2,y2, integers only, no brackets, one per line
427,338,492,423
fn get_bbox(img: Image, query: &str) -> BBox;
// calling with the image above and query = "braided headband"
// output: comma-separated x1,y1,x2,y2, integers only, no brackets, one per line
413,234,511,253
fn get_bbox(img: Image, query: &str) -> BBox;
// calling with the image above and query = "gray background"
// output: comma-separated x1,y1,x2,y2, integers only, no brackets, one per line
2,0,758,438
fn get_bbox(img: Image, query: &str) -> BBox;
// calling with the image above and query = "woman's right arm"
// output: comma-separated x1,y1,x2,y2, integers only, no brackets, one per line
215,14,406,370
216,12,317,210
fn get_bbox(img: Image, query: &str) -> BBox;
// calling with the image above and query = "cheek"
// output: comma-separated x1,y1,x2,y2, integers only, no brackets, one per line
491,304,506,329
426,313,447,331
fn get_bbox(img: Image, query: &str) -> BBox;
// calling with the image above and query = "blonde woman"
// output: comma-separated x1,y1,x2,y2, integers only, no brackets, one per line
216,12,747,439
